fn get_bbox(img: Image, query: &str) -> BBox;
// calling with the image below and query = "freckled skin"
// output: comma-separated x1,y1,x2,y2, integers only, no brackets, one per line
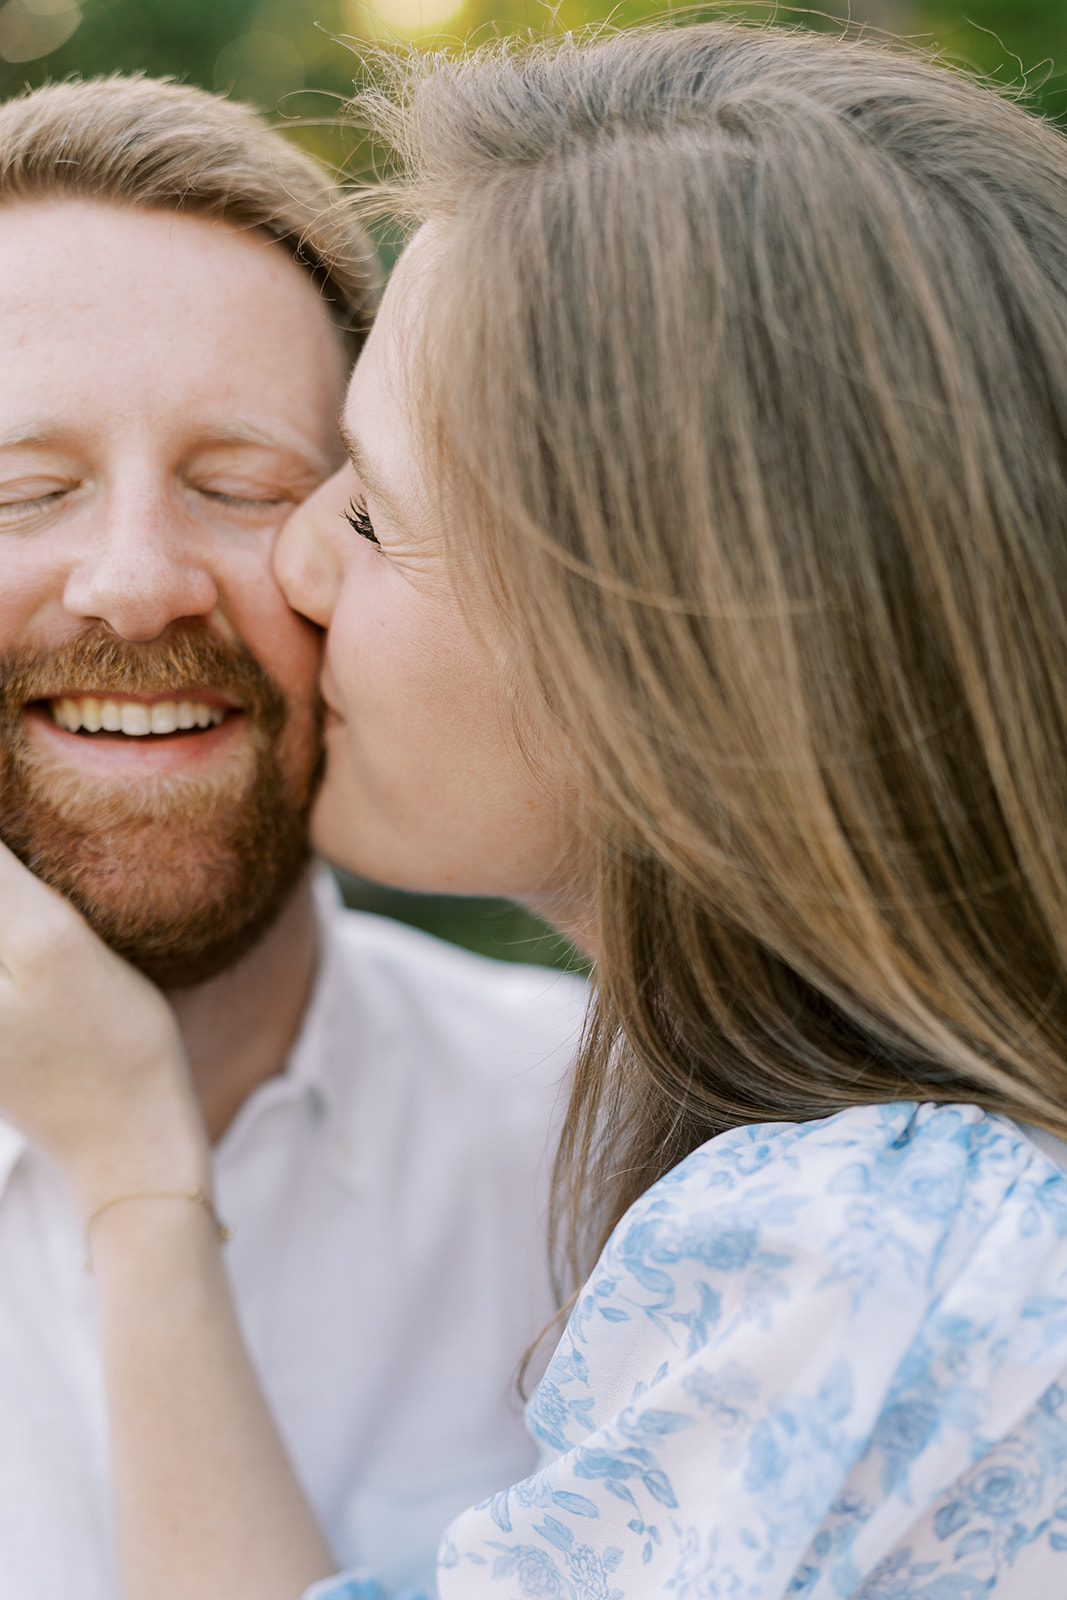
276,228,580,922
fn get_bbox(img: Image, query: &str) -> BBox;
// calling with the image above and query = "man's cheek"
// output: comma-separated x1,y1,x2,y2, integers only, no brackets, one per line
0,715,27,810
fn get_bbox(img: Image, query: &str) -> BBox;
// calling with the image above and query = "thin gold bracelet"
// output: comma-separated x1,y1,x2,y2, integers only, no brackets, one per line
84,1188,233,1270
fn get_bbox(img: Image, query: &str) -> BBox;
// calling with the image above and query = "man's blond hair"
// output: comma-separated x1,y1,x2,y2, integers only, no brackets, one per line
0,74,379,354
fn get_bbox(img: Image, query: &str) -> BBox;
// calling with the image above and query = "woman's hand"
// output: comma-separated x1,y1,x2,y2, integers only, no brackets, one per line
0,839,208,1213
0,841,332,1598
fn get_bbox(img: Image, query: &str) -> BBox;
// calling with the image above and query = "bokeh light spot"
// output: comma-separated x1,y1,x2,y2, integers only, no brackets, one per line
350,0,468,41
0,0,79,63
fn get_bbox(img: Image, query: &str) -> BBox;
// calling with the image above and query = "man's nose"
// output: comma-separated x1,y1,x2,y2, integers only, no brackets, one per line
61,489,219,641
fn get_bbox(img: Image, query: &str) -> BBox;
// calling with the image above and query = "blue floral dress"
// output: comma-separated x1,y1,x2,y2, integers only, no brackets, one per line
306,1102,1067,1598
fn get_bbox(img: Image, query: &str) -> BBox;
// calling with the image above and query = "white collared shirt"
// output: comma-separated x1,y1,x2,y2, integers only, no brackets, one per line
0,876,587,1600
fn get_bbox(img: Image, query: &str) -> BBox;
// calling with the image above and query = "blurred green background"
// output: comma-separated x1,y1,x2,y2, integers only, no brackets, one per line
2,0,1065,153
3,0,1062,967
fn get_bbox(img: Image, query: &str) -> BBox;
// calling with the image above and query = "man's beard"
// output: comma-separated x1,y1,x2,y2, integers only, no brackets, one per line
0,625,324,989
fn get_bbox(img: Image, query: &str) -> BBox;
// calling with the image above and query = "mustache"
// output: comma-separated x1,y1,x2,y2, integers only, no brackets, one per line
0,624,291,734
0,622,322,987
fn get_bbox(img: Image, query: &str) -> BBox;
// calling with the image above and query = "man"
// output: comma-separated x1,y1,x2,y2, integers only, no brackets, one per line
0,76,585,1599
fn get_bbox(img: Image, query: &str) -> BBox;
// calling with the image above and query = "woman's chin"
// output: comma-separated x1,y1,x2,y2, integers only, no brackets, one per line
309,787,448,894
308,760,572,903
309,791,383,885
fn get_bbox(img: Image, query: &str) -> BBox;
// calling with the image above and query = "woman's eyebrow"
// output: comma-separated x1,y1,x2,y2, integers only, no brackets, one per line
339,414,427,534
338,416,395,510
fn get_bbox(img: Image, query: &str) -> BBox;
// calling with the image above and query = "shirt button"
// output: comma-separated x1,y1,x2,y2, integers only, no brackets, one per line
305,1084,327,1122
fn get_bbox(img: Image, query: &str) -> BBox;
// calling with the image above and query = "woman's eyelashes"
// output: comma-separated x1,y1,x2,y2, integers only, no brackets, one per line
344,496,380,547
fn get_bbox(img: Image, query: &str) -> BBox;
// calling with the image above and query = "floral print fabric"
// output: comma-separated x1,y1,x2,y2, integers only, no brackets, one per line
307,1102,1067,1599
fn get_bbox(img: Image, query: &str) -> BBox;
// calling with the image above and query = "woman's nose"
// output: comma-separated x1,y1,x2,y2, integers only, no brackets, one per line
274,469,348,630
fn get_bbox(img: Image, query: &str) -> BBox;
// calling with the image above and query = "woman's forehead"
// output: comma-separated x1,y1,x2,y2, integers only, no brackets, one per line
342,228,444,524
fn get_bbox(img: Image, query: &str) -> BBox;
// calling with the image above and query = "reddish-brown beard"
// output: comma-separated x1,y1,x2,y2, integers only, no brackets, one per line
0,625,323,989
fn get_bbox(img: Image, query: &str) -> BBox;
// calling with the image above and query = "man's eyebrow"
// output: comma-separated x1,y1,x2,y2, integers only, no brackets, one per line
0,420,336,475
189,421,335,474
0,425,62,451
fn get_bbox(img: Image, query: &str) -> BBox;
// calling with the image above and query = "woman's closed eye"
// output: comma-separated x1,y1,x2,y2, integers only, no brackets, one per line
344,496,380,547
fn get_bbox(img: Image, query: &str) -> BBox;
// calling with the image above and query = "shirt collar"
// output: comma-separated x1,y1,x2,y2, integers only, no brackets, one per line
289,864,349,1115
0,1118,25,1199
213,865,353,1156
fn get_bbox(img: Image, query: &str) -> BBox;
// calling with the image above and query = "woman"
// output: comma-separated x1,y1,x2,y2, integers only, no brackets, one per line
3,18,1067,1599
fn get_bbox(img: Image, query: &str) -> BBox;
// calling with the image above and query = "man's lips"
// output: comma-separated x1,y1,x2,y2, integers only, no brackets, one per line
20,697,247,780
38,688,238,708
29,689,241,739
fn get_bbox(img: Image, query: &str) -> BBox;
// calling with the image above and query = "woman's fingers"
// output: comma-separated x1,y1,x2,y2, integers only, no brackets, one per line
0,838,88,982
0,839,209,1210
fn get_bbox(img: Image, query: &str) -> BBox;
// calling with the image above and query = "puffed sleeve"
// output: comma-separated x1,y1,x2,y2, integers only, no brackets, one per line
308,1103,1067,1599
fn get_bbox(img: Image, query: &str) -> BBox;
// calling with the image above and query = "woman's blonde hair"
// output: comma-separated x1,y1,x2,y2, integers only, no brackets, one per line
355,22,1067,1287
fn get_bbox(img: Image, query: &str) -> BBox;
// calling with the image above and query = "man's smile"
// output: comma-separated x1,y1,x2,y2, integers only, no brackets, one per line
42,692,232,738
20,686,248,780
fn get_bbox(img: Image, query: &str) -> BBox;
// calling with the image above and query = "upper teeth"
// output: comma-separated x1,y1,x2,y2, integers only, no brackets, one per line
49,697,226,735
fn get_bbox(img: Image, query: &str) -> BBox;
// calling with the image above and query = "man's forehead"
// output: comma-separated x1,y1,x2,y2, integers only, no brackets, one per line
0,198,347,352
0,200,348,466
